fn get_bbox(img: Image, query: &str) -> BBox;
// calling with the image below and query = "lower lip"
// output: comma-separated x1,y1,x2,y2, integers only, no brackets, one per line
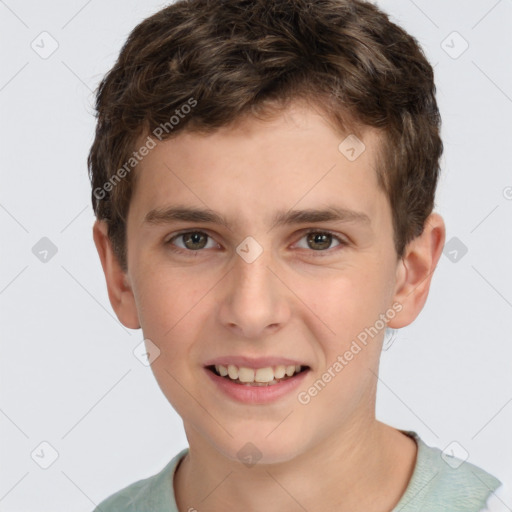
204,367,310,404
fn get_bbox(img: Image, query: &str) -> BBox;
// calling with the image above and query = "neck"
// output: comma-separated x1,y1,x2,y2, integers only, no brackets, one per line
174,419,417,512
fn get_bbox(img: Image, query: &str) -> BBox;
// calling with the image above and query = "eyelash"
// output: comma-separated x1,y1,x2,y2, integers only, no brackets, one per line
164,229,348,258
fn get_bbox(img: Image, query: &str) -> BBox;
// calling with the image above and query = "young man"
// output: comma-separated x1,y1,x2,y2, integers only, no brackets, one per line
89,0,502,510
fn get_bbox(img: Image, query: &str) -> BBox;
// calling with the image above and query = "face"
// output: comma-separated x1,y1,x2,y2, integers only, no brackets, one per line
101,102,425,464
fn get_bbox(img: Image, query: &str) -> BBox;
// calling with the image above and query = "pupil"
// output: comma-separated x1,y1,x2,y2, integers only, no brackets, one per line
308,232,331,250
185,232,206,250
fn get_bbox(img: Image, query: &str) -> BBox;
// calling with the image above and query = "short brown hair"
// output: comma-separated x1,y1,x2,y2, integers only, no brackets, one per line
88,0,442,270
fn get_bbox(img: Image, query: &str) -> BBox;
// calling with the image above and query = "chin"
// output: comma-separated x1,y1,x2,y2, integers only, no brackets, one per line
216,433,306,467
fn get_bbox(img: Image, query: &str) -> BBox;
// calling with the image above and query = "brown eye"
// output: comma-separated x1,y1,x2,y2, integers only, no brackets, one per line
306,232,334,251
167,231,216,252
295,230,347,255
182,232,208,250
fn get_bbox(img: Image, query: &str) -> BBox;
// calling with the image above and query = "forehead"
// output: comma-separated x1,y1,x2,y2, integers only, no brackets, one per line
129,101,388,231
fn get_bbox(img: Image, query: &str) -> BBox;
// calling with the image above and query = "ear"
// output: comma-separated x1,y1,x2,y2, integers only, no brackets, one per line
92,220,140,329
388,213,446,328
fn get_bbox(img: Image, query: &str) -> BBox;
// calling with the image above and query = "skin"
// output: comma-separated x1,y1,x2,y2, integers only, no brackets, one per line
93,100,445,512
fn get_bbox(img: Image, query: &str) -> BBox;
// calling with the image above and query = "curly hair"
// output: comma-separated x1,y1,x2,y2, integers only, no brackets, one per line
88,0,443,270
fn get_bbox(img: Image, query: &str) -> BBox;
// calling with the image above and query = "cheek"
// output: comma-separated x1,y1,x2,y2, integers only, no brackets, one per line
306,270,386,328
132,269,206,406
132,261,211,335
303,270,391,372
300,277,386,415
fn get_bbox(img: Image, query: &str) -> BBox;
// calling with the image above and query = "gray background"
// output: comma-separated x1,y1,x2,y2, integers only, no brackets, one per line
1,0,511,510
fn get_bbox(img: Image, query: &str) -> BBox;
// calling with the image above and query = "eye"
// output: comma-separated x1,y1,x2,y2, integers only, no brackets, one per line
294,229,347,255
165,231,219,253
165,229,348,256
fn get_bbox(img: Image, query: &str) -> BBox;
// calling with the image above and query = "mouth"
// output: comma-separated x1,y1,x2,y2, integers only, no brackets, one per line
205,364,310,387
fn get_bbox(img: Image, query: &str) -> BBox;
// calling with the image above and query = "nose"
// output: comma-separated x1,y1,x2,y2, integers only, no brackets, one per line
217,243,291,339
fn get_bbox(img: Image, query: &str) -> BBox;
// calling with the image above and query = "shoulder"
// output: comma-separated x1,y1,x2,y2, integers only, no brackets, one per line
393,431,502,512
479,483,509,512
91,448,189,512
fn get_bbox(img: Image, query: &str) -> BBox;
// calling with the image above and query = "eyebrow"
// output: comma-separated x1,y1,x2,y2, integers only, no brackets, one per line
143,204,371,230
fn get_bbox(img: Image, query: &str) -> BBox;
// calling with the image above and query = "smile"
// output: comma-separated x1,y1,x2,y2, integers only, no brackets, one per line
204,363,310,404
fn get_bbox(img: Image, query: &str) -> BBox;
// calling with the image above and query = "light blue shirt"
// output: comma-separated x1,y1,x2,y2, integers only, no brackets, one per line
92,430,502,511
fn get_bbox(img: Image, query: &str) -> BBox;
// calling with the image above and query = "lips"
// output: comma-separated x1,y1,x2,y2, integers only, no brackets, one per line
204,362,310,403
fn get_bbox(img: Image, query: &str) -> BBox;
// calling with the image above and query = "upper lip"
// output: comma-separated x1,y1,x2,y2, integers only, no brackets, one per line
204,356,310,369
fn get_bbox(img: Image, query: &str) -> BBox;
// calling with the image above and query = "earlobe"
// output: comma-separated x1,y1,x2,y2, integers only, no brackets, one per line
388,213,446,329
92,220,141,329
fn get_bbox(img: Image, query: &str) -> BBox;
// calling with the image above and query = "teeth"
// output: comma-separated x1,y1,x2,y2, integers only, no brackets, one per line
214,364,304,383
274,365,286,379
238,367,255,383
227,364,238,380
255,367,274,382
